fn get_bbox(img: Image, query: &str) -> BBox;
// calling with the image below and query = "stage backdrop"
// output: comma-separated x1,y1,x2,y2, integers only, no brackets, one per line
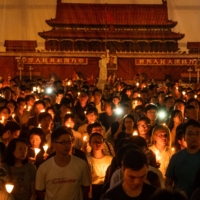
0,0,199,52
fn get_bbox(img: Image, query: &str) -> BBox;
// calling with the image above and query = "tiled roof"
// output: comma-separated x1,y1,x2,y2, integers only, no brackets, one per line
39,29,184,40
46,1,175,26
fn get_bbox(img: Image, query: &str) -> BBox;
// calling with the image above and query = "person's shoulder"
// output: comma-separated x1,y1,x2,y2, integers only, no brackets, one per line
25,162,36,170
101,183,123,199
38,156,53,170
71,154,87,165
143,182,157,193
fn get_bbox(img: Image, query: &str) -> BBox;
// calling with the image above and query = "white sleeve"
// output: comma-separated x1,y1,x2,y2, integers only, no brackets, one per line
81,162,91,186
35,165,46,190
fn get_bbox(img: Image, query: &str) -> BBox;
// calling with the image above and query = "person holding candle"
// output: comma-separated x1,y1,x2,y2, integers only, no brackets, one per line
0,106,11,125
14,97,31,128
6,100,16,117
64,113,83,149
27,128,49,168
2,138,36,200
0,167,15,200
27,100,46,130
35,126,91,200
37,112,53,147
149,125,174,177
115,114,136,147
87,133,113,200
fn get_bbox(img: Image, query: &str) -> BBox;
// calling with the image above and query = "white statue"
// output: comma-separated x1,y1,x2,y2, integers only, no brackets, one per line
97,50,109,90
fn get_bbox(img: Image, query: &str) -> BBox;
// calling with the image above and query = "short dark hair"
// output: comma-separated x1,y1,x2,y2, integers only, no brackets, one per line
51,126,74,143
34,100,46,108
64,113,75,123
123,114,135,124
137,116,150,125
122,149,148,170
4,121,21,133
150,189,187,200
86,106,98,116
28,128,46,147
116,144,142,167
0,106,11,115
17,97,26,104
38,112,52,122
128,136,147,148
183,119,200,135
25,94,35,102
184,105,196,114
87,122,102,135
145,104,158,113
3,138,29,166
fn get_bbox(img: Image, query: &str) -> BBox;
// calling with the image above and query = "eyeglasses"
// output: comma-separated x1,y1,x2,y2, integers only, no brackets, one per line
55,140,73,145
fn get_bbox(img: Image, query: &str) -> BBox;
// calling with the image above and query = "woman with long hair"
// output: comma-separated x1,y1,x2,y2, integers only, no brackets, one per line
87,133,113,200
167,110,183,147
3,138,36,200
149,125,174,177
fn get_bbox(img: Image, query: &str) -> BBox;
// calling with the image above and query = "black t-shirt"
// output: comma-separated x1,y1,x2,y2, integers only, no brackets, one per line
99,112,117,131
101,182,157,200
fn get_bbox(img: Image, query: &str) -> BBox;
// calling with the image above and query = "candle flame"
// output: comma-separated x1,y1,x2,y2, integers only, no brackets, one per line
5,184,14,193
43,144,48,153
132,131,138,136
34,148,41,157
83,136,87,141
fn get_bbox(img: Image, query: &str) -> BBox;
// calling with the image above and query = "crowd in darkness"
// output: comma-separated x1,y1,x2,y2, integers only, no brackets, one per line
0,76,200,200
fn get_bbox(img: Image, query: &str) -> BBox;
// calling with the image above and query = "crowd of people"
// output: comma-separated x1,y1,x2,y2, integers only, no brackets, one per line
0,76,200,200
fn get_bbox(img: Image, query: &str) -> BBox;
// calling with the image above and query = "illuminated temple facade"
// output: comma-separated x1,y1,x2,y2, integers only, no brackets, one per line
39,0,184,53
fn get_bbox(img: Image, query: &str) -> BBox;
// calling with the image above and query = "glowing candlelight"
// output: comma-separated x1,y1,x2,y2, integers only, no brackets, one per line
27,106,31,111
1,116,5,124
43,144,48,156
132,131,138,136
34,148,41,159
136,82,139,87
66,124,70,127
84,111,87,115
78,92,80,96
33,86,37,92
182,91,186,95
24,105,27,109
162,123,166,126
40,109,45,113
83,136,87,142
38,124,41,128
5,184,14,193
195,95,197,99
66,111,71,114
138,94,141,97
41,89,44,93
176,87,178,90
36,98,39,101
12,114,15,119
155,150,161,162
67,81,71,86
171,147,175,152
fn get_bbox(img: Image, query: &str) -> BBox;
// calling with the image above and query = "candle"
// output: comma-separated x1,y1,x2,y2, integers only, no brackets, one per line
176,87,178,90
195,95,197,99
38,124,41,128
84,111,87,115
182,91,186,95
43,144,48,156
132,131,138,136
24,105,27,109
66,124,70,127
171,147,175,152
67,81,71,86
155,150,161,162
66,111,71,114
83,136,87,142
27,106,31,111
1,116,5,124
78,92,80,96
40,109,45,113
162,123,166,126
33,86,37,92
136,82,139,87
138,94,141,97
34,148,41,159
5,184,14,193
12,114,15,119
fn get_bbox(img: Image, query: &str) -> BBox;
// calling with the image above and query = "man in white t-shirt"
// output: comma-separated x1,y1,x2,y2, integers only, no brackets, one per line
35,126,91,200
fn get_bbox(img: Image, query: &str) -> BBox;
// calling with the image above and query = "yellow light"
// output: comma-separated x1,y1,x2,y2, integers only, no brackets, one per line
34,148,41,158
5,184,14,193
43,144,48,155
132,131,138,136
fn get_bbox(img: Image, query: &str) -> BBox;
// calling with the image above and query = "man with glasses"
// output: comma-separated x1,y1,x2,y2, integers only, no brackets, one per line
165,119,200,199
35,126,91,200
